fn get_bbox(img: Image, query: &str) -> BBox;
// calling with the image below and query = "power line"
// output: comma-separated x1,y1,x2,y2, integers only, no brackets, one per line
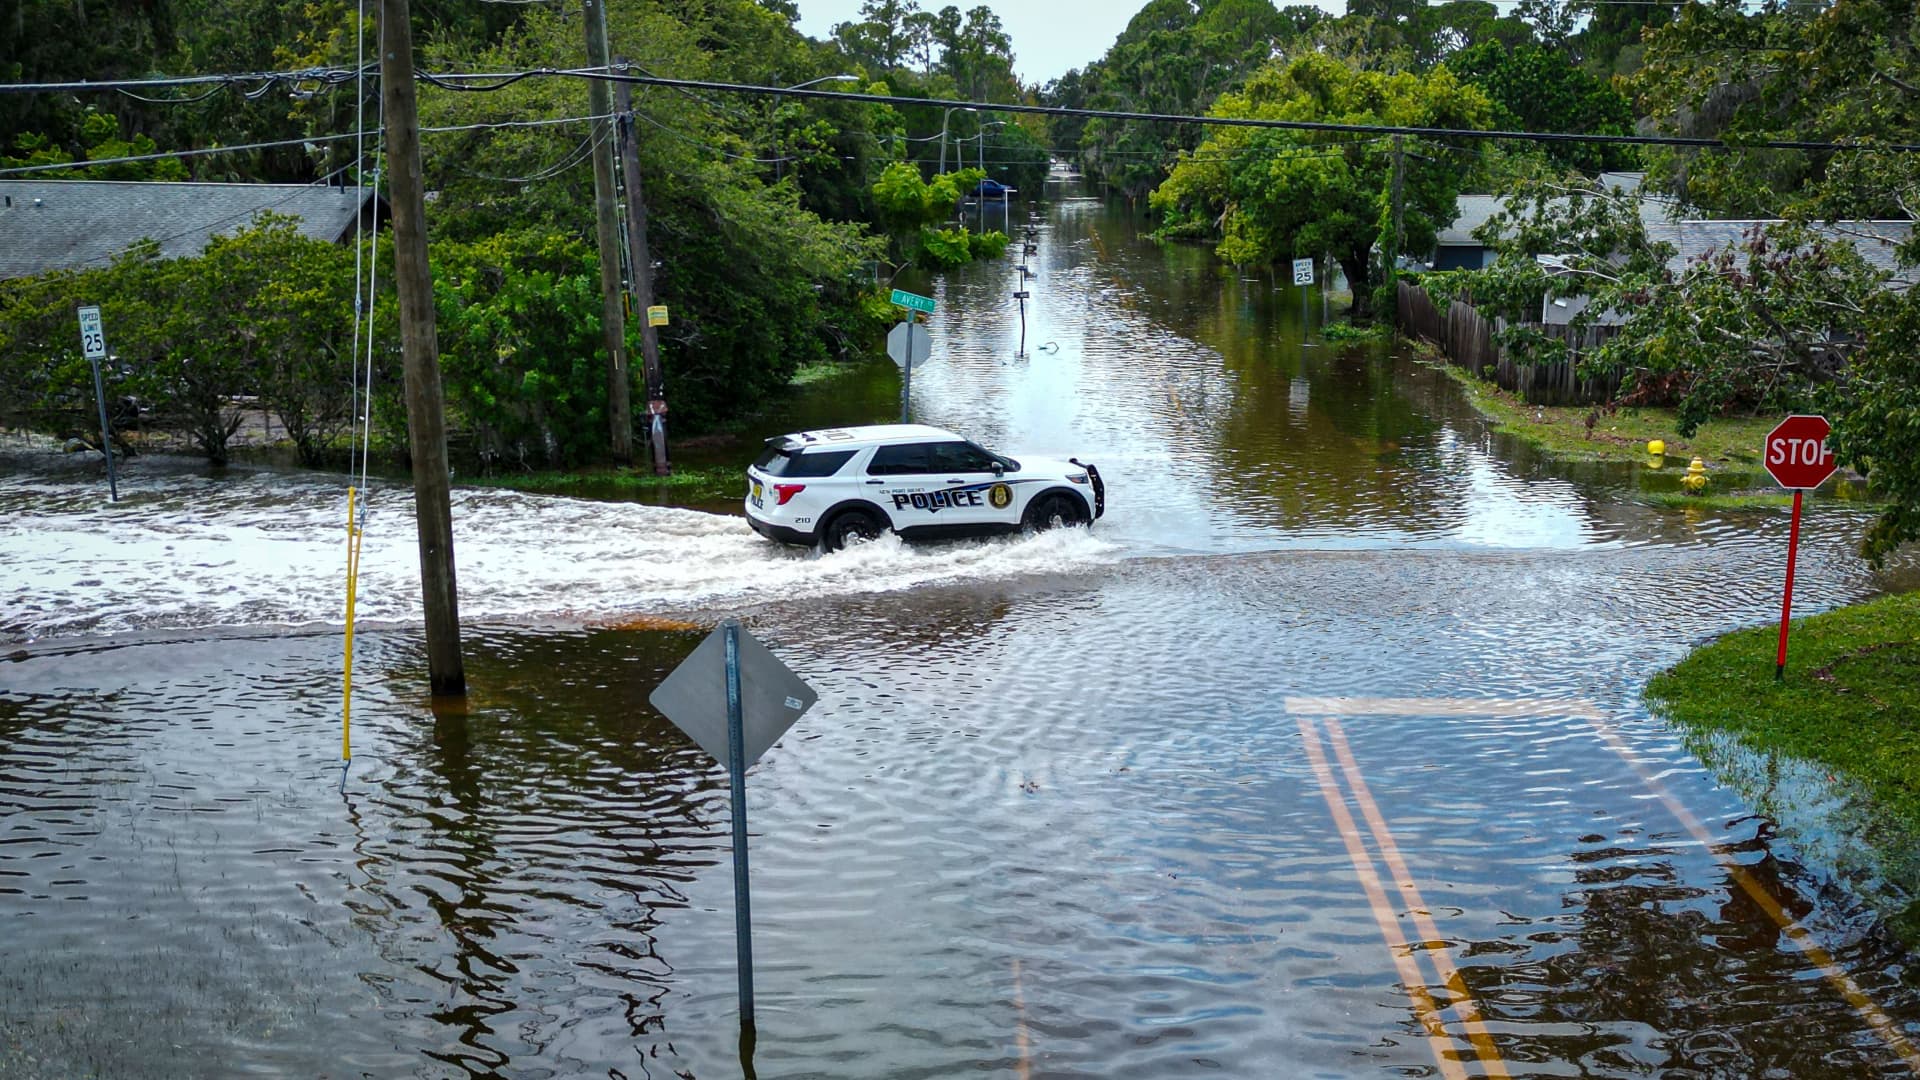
418,66,1920,155
0,115,605,177
0,67,367,95
9,61,1919,157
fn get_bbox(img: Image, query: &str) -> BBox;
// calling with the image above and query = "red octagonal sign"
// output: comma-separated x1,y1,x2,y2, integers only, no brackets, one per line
1764,414,1837,489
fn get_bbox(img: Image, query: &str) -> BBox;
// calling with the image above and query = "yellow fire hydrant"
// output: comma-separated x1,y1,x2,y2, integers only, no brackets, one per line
1680,456,1709,493
1647,439,1666,457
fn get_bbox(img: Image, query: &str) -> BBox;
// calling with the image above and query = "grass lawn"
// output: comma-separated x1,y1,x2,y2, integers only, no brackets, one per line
1645,591,1920,838
463,464,740,506
1424,353,1779,467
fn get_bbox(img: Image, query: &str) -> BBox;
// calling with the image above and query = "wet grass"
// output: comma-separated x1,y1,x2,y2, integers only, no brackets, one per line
1639,491,1795,510
462,465,740,505
1646,591,1920,839
1322,321,1394,342
1407,342,1775,467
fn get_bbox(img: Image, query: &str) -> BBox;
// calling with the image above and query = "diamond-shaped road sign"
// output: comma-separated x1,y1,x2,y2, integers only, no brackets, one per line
886,319,932,370
649,620,817,769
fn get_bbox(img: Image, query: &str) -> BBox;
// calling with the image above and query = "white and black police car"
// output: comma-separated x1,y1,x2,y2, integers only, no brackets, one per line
745,424,1106,551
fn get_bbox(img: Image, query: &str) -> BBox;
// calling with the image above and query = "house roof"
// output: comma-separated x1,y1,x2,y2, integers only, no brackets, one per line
0,180,376,280
1648,219,1914,284
1435,181,1679,249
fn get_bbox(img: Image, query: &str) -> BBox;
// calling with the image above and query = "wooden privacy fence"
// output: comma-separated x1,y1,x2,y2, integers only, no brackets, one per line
1397,279,1622,407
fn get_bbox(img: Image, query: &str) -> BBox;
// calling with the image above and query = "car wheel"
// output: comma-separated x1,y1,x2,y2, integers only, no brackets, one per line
1024,492,1088,532
823,509,886,551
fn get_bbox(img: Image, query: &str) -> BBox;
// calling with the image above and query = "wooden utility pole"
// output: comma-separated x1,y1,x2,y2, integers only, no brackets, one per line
380,0,466,696
582,0,633,465
1389,133,1406,278
615,63,670,475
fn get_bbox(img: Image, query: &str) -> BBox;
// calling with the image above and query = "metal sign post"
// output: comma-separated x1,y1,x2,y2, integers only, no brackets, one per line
723,622,754,1028
1762,414,1838,680
902,320,913,422
888,291,937,423
649,619,818,1039
76,306,118,502
1013,290,1031,358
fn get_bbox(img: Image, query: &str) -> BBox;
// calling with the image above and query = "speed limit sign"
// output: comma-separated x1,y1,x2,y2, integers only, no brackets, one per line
77,306,107,360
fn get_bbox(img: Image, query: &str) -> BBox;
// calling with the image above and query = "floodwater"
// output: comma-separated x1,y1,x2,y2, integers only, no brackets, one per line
6,181,1920,1078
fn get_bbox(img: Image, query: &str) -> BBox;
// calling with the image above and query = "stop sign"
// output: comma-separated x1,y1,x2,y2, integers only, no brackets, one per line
1764,414,1837,489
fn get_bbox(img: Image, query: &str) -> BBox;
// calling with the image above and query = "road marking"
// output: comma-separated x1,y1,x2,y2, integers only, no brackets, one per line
1580,715,1920,1072
1012,956,1032,1080
1286,696,1602,720
1289,696,1920,1072
1297,717,1482,1080
1324,717,1511,1078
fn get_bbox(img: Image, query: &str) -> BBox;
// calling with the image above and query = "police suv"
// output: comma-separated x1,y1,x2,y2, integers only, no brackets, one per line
745,424,1106,551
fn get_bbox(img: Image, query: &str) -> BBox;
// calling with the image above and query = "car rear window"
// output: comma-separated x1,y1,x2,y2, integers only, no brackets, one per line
752,447,855,478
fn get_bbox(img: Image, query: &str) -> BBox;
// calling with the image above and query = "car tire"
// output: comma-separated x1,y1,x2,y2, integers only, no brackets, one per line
822,508,887,552
1024,492,1088,532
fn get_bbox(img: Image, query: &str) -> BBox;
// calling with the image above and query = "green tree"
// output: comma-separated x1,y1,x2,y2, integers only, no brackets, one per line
1150,53,1495,320
1445,42,1636,172
1430,173,1920,562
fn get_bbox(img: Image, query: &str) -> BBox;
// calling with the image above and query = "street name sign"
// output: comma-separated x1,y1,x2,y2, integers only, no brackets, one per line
1292,258,1315,287
886,320,931,370
890,288,936,314
1764,414,1836,489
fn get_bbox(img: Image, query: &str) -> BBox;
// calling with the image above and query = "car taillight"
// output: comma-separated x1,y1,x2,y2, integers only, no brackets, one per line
773,483,806,506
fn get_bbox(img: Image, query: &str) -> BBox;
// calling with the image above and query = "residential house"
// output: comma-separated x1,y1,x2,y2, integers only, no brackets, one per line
0,179,380,281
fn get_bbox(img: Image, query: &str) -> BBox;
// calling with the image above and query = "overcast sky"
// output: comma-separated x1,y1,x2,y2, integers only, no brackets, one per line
790,1,1343,87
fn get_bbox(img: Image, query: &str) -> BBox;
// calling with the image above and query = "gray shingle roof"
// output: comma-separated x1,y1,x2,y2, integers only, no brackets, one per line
0,180,375,280
1647,219,1914,283
1435,185,1678,248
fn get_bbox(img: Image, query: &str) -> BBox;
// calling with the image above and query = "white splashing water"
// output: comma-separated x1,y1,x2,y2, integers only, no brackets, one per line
0,461,1120,643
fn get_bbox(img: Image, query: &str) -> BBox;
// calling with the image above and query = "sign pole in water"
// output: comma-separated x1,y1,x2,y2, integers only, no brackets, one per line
888,291,936,423
648,620,818,1042
1762,414,1838,680
902,320,914,422
724,621,755,1029
76,305,118,503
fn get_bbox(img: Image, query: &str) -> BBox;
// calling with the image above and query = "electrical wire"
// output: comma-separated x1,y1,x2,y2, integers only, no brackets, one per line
629,109,791,163
417,68,1920,155
0,115,607,177
447,127,607,182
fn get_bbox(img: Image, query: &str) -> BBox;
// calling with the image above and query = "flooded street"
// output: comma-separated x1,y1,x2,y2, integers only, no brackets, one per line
6,183,1920,1077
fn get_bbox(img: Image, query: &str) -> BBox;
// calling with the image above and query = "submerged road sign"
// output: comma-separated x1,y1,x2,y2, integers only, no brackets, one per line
1292,258,1315,286
649,618,817,1037
650,619,816,770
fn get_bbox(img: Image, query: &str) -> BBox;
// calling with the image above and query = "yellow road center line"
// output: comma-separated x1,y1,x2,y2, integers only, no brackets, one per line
1324,718,1512,1079
1012,956,1032,1080
1582,716,1920,1071
1286,696,1602,720
1287,697,1920,1071
1298,717,1476,1080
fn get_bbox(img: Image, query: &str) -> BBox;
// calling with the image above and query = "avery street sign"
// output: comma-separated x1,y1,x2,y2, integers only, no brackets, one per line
890,288,936,314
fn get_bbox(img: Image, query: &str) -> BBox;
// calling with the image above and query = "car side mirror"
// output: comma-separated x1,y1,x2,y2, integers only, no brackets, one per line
991,462,1005,476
